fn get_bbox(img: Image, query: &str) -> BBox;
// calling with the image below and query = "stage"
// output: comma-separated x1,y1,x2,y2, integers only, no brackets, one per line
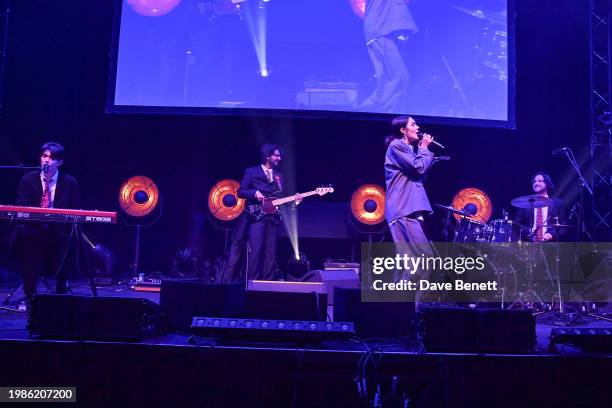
0,1,611,406
1,280,611,407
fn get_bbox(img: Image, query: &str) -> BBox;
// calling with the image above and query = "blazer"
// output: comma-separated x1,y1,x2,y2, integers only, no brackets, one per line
384,138,434,223
16,170,81,209
237,165,284,205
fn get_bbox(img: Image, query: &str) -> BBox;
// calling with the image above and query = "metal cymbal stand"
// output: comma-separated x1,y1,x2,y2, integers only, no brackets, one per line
510,199,547,310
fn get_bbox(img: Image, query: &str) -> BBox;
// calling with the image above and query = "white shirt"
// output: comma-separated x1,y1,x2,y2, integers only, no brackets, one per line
261,164,273,183
40,170,59,208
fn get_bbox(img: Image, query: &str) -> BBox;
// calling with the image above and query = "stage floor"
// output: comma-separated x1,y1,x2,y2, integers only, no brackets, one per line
1,278,611,352
1,279,611,407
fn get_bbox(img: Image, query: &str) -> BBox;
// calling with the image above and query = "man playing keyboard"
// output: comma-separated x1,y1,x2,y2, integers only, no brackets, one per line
13,142,81,301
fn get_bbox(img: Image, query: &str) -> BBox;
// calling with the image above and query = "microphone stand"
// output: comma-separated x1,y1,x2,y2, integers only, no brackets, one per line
0,165,40,303
554,149,612,321
561,148,593,196
424,156,451,244
561,148,594,242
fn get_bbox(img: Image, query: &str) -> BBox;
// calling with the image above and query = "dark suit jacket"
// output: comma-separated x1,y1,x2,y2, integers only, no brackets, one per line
237,165,283,205
514,197,565,241
385,139,434,222
16,170,81,209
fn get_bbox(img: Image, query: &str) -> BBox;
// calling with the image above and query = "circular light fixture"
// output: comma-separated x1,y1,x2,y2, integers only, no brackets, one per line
208,179,245,221
348,0,366,19
452,187,493,223
351,184,386,225
126,0,182,17
118,176,160,217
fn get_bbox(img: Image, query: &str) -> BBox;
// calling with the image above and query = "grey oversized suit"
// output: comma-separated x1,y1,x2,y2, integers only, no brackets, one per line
385,138,435,296
385,139,434,222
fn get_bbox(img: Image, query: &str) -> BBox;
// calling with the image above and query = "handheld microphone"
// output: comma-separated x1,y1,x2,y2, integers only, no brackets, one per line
42,164,50,173
417,132,446,149
552,147,568,155
433,156,451,161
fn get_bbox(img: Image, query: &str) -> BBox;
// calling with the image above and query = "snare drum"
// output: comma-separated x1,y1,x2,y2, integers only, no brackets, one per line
489,219,521,243
454,218,487,243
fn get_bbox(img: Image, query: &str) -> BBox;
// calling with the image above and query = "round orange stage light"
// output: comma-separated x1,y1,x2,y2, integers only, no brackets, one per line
348,0,366,19
208,179,245,222
127,0,182,17
351,184,386,225
452,187,493,223
118,176,160,217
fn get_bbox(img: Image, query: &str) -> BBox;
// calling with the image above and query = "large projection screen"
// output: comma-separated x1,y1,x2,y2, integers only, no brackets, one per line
110,0,514,125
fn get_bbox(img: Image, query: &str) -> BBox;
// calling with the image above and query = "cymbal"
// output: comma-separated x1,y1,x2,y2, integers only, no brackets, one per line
450,5,507,25
510,195,550,209
541,223,573,229
434,203,472,217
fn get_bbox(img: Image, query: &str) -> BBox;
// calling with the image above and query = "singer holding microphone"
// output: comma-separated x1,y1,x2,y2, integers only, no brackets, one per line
12,142,81,303
384,116,439,305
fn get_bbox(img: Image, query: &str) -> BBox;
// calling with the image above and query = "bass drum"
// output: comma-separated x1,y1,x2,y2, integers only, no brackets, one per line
446,249,519,304
454,218,487,243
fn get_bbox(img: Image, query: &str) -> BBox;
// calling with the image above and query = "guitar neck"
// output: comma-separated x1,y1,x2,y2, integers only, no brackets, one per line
271,190,319,206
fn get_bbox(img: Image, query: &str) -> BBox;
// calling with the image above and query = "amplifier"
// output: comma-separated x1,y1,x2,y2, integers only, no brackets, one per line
133,278,162,292
324,261,360,271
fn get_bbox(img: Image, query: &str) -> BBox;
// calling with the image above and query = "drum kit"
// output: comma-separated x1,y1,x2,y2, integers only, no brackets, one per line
448,4,509,119
450,4,508,81
437,195,570,245
435,194,572,309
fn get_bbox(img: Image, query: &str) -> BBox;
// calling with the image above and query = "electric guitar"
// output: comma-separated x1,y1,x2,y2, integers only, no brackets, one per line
246,186,334,221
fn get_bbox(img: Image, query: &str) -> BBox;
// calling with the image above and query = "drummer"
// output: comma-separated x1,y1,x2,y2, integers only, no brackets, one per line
513,172,565,242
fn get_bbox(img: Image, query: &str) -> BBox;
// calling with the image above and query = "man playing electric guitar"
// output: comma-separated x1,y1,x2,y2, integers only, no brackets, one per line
237,143,293,281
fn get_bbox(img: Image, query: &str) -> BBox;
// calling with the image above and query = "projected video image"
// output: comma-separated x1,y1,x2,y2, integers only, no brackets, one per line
114,0,510,121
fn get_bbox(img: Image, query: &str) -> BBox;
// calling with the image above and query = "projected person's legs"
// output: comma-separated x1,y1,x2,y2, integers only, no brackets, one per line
361,36,410,113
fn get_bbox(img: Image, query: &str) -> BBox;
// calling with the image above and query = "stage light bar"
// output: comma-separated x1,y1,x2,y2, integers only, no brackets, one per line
191,316,354,342
550,327,612,352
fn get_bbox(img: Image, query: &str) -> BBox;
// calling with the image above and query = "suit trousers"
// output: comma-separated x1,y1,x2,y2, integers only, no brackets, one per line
221,215,249,283
388,216,434,304
361,35,410,113
13,223,70,299
247,216,279,281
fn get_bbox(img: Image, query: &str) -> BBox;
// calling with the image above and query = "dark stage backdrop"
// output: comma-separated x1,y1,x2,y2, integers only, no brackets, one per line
0,1,590,277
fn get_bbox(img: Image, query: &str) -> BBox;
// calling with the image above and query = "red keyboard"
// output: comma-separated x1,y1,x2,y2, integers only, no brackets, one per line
0,205,117,224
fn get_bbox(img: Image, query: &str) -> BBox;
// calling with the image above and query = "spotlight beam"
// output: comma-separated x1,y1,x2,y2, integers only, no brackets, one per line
242,1,268,76
280,205,300,260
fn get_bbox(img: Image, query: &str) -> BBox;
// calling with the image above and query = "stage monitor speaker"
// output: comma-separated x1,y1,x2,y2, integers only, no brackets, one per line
550,327,612,353
332,287,416,339
28,294,159,341
302,269,359,305
418,307,535,353
160,280,245,331
245,291,327,321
